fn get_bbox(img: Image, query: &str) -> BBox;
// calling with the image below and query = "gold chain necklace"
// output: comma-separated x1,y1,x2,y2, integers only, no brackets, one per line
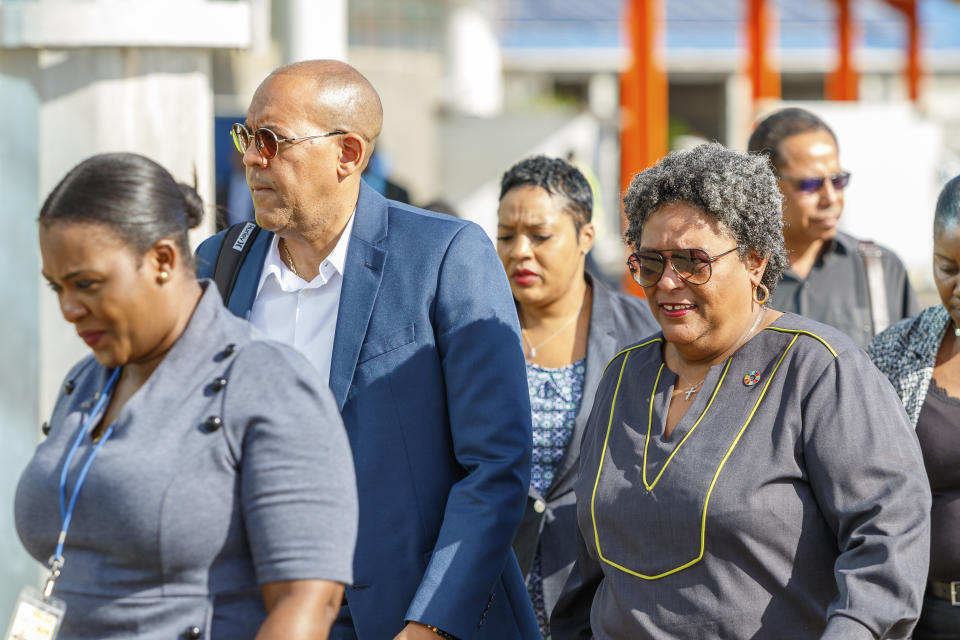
280,238,300,279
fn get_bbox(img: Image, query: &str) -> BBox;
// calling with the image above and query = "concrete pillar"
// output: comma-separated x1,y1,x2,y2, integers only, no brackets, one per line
0,0,250,618
725,72,754,150
284,0,347,63
445,0,503,117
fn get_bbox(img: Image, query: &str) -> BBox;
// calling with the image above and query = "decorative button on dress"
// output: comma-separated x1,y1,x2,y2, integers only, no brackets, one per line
525,358,585,639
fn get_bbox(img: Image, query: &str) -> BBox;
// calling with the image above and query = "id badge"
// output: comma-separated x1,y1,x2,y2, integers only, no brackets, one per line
4,586,66,640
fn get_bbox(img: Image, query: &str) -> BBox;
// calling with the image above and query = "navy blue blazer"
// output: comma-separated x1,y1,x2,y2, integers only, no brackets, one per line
196,182,539,639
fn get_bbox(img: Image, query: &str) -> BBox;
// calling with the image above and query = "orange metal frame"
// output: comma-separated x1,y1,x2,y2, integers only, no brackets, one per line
619,0,667,296
746,0,781,103
884,0,922,102
617,0,926,294
743,0,922,105
826,0,859,100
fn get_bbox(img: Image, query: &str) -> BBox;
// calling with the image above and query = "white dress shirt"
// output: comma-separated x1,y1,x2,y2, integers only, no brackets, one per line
249,213,355,386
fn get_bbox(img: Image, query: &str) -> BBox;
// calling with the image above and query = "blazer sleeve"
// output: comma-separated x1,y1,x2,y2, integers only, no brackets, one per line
802,348,930,639
403,222,533,637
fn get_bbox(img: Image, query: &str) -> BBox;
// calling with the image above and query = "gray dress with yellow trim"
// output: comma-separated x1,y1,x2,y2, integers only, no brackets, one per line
551,313,931,640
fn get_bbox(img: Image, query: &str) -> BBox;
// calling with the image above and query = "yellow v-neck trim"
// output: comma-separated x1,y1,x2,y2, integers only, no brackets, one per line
764,326,837,356
602,337,664,377
642,359,732,491
589,331,801,580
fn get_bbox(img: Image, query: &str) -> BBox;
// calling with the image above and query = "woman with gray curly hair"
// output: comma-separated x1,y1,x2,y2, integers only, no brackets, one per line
551,143,931,639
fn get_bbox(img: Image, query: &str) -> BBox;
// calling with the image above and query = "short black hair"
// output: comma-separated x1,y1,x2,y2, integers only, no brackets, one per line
935,174,960,236
38,153,204,259
747,107,839,170
499,156,593,231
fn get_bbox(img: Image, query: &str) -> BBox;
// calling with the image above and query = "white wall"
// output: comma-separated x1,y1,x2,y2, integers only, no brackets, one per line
0,0,250,616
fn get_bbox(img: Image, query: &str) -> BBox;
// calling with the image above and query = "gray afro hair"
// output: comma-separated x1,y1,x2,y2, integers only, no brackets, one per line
623,142,788,293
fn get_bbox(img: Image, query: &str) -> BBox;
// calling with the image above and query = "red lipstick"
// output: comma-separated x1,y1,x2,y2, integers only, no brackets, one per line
659,303,696,318
512,269,538,286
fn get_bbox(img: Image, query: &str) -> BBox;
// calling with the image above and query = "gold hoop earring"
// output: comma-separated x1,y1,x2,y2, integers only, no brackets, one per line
753,283,769,305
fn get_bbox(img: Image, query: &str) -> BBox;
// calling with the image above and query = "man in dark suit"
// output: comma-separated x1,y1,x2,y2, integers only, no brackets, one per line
196,60,539,640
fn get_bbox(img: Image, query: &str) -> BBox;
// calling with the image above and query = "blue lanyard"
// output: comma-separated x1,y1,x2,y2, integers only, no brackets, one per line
53,367,122,563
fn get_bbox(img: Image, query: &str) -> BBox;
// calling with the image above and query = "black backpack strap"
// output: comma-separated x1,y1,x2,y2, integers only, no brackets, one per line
213,222,261,305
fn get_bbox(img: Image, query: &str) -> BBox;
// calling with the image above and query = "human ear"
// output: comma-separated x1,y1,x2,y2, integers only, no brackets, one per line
147,239,180,282
578,222,596,255
743,249,769,287
337,133,368,179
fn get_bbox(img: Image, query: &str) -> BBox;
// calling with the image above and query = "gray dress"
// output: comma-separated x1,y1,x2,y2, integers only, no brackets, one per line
15,283,358,640
552,313,931,640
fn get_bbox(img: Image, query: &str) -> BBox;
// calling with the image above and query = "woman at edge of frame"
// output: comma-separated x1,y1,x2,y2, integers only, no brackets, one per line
868,174,960,639
495,155,658,639
14,152,357,640
551,142,931,639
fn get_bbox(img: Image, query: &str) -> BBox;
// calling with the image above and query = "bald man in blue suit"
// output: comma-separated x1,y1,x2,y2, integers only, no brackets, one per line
196,60,539,640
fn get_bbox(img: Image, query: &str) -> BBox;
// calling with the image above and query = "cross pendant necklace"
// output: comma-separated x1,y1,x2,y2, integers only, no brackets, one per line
673,309,765,402
680,378,705,400
675,370,707,400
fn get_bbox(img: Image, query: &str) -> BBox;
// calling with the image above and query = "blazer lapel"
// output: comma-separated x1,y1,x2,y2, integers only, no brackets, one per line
328,181,389,409
548,274,619,499
229,229,273,318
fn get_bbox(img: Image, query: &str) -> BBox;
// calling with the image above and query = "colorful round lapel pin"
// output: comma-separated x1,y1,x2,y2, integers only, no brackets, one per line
743,370,761,387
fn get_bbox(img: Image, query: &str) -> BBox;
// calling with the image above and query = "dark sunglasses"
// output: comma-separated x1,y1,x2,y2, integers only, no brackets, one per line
230,123,346,160
776,171,851,194
627,247,739,288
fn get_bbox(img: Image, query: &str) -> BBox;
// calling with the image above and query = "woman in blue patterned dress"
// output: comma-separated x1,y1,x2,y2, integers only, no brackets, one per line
496,156,658,638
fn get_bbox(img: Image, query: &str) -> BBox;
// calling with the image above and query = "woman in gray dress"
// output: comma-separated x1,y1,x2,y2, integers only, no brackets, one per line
551,143,931,639
868,175,960,638
15,153,358,640
496,156,657,639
